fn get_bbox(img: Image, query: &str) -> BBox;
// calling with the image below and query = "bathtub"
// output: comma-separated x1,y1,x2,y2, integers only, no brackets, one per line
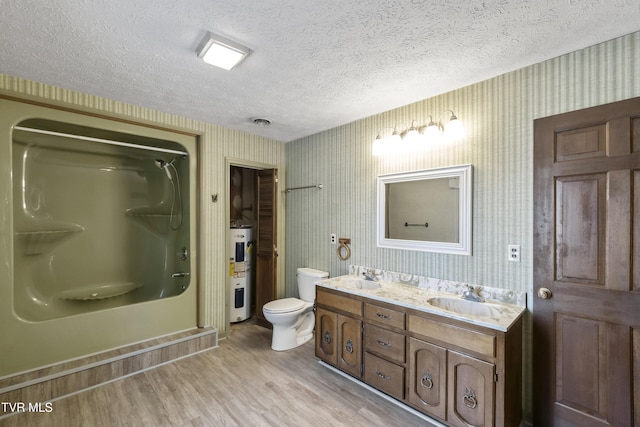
0,98,199,376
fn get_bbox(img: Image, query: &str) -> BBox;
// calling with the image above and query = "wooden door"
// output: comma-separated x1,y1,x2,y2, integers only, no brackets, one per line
255,169,277,328
447,350,495,427
408,337,447,421
337,315,362,378
315,308,337,365
533,97,640,426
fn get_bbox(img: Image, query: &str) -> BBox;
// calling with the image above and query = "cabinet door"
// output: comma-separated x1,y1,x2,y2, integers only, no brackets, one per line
408,338,447,421
447,350,495,427
337,314,362,378
315,308,337,365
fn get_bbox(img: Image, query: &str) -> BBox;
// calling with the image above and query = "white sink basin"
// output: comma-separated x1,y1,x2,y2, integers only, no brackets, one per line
427,297,502,318
335,278,382,290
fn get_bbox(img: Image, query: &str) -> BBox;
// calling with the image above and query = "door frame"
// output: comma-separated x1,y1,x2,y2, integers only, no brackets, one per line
225,157,280,331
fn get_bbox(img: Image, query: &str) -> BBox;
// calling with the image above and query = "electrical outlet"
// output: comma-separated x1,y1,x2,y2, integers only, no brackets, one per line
330,233,337,245
508,244,520,262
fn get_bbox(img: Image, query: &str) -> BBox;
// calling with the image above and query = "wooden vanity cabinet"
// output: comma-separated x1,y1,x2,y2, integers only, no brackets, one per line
315,289,363,378
316,286,523,427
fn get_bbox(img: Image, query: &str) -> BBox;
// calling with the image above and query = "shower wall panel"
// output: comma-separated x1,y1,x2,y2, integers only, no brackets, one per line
0,99,198,376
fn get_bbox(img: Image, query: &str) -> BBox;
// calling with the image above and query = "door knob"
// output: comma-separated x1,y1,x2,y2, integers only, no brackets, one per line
537,288,552,299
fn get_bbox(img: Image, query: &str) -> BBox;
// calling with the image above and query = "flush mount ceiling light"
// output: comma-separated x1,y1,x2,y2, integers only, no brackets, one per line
196,31,251,70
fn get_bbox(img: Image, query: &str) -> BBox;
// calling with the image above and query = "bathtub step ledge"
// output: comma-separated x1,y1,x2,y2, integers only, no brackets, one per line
0,327,217,414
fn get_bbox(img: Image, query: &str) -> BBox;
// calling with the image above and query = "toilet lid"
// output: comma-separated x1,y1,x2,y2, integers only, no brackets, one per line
263,298,306,313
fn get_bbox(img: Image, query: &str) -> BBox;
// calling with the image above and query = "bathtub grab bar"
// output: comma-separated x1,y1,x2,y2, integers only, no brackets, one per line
14,126,189,157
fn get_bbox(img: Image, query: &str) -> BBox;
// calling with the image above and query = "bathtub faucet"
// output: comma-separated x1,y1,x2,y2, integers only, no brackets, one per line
172,272,190,278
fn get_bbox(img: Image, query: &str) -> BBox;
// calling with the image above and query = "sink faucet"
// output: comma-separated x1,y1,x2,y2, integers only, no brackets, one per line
461,284,485,302
362,269,378,281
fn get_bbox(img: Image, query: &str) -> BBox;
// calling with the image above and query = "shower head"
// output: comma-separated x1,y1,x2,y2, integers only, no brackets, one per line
155,156,186,181
155,158,173,180
156,155,185,168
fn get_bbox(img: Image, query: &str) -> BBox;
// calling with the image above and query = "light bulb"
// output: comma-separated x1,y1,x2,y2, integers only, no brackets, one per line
424,122,442,143
445,112,465,141
388,130,402,145
372,134,386,156
404,125,420,152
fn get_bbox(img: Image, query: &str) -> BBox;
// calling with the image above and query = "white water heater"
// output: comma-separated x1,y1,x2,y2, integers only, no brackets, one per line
230,226,253,322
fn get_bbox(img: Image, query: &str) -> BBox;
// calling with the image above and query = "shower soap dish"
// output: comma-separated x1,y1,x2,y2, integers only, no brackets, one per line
56,282,141,301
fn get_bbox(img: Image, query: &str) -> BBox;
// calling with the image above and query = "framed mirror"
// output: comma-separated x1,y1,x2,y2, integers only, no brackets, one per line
377,164,472,255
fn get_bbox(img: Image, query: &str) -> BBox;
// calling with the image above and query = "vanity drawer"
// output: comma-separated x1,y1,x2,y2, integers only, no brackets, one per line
317,289,362,316
408,315,496,358
365,302,405,330
364,352,405,400
365,324,406,363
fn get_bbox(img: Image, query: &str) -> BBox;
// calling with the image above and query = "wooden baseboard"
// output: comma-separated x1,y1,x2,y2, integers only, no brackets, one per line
0,327,217,414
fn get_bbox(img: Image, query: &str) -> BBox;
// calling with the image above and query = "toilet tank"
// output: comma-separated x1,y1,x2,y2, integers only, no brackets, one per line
297,267,329,302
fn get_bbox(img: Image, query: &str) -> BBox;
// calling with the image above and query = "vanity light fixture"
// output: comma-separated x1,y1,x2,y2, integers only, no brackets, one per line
196,31,251,70
372,111,465,156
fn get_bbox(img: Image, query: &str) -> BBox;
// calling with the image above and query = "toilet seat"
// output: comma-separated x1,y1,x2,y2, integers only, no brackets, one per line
263,298,306,313
263,297,307,314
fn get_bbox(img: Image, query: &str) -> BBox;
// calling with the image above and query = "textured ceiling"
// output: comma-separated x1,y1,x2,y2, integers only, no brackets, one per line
1,0,640,142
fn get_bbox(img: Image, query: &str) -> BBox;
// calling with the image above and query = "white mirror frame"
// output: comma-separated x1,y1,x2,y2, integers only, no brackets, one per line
377,164,473,255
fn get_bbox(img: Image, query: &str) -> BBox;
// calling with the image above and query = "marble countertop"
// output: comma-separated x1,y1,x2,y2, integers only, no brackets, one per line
317,275,526,332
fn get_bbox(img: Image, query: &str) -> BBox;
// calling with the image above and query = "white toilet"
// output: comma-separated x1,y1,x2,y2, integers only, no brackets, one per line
262,267,329,351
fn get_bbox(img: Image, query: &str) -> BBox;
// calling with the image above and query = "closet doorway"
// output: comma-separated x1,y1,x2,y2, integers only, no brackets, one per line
228,161,278,329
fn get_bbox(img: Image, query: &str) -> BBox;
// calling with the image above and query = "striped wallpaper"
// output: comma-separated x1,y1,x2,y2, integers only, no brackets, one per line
285,31,640,422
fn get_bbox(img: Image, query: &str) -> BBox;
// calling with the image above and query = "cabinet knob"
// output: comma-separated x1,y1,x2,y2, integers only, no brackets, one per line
537,287,552,299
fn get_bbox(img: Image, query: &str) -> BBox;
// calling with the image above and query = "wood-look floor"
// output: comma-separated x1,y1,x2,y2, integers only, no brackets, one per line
1,322,428,427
